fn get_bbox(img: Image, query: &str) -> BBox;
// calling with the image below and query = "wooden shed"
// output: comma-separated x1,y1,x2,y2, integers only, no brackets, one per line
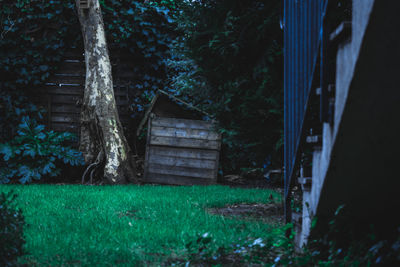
139,90,221,185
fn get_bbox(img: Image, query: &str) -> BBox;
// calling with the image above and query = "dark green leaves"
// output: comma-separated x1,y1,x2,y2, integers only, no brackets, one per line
0,0,79,89
0,117,84,184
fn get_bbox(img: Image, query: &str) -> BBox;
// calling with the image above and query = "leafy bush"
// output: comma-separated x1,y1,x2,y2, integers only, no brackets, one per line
0,191,25,266
0,116,84,184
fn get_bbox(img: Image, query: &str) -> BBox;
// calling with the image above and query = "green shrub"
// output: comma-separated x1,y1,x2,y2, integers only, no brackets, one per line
0,191,25,266
0,116,84,184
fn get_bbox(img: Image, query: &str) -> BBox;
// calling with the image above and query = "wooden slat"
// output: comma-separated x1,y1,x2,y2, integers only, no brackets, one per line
148,154,217,170
51,114,80,123
149,146,219,161
143,116,153,185
47,75,85,85
51,95,82,104
63,49,84,59
150,136,220,150
44,86,83,96
50,95,129,106
52,104,81,114
55,66,85,76
151,126,220,141
43,85,128,97
152,117,215,130
146,173,216,185
51,122,79,132
147,163,215,179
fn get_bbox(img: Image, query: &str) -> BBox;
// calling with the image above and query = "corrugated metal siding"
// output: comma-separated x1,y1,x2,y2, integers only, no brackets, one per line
284,0,328,198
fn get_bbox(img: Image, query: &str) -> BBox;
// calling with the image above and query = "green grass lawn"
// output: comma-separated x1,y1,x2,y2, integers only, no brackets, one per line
0,184,281,266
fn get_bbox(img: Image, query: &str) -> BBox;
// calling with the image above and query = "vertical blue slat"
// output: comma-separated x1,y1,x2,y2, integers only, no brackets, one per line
284,0,328,199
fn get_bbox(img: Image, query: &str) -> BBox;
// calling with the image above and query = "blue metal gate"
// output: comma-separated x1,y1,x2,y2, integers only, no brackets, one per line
284,0,328,213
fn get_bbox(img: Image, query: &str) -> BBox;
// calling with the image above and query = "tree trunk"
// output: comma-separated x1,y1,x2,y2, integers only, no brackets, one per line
75,0,137,184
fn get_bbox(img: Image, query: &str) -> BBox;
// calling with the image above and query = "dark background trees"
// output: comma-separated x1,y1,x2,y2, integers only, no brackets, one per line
166,0,283,174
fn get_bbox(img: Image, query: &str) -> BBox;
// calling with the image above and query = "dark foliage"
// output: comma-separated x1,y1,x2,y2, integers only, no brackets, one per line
100,0,177,117
0,0,79,89
168,0,283,173
0,191,25,266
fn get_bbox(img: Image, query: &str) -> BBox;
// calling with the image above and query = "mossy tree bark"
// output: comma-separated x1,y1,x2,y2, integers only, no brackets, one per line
75,0,137,184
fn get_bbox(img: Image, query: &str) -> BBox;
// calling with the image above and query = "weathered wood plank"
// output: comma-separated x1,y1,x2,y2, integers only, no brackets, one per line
43,86,83,96
146,173,216,185
63,49,84,59
51,104,81,114
51,122,79,132
56,66,85,75
47,75,85,85
143,116,153,184
150,135,220,150
51,95,82,104
147,163,215,179
148,154,217,169
51,115,80,123
149,146,219,161
151,126,220,141
152,117,215,130
49,95,129,106
43,85,128,97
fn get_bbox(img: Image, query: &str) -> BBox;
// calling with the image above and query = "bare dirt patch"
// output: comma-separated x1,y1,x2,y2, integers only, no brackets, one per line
207,202,283,224
117,209,138,219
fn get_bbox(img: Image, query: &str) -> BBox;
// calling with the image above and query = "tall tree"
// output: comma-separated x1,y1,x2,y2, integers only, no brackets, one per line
75,0,137,184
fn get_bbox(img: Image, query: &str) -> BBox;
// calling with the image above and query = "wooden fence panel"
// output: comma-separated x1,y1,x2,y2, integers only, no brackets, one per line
33,49,135,142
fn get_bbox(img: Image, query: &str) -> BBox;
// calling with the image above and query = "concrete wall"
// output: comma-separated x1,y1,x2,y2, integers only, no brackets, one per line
300,0,400,245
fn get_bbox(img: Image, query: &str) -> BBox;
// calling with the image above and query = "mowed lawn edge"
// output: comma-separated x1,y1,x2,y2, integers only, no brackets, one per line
0,184,281,266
